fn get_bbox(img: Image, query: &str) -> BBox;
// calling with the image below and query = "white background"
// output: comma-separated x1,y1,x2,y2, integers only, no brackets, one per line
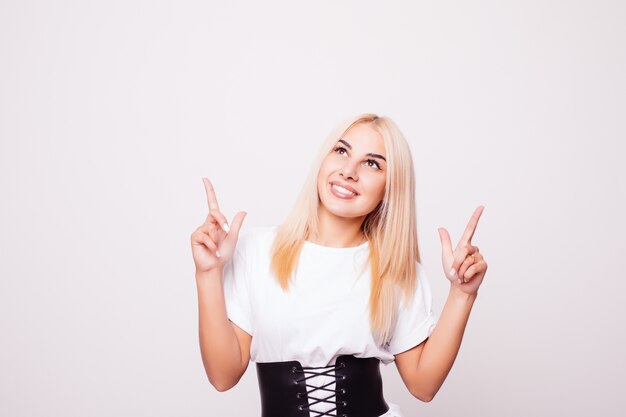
1,1,624,416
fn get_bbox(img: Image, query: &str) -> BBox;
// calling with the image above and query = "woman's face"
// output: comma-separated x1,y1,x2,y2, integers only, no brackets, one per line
317,122,387,220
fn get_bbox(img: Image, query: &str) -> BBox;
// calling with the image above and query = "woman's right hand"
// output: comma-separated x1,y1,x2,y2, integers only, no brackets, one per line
191,178,247,274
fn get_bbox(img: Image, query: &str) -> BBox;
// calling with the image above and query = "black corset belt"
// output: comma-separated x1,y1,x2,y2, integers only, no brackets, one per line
255,354,390,417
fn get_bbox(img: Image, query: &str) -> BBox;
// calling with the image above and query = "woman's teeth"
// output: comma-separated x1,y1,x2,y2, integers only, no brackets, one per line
332,184,356,196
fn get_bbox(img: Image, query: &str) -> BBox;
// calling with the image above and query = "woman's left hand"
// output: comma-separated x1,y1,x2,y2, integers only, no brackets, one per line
437,205,488,296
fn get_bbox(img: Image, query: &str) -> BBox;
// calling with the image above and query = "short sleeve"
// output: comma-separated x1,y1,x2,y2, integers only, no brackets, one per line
222,231,254,336
386,262,437,355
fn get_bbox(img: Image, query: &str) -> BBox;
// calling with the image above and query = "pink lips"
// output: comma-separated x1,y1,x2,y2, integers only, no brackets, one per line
329,181,359,199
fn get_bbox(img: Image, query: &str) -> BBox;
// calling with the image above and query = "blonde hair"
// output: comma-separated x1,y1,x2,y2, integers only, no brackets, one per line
269,113,422,348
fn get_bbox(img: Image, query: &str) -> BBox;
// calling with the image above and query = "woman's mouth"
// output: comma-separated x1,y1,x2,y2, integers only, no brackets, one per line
329,182,358,199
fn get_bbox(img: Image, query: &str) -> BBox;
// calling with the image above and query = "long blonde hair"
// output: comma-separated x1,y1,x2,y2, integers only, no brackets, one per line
269,113,422,348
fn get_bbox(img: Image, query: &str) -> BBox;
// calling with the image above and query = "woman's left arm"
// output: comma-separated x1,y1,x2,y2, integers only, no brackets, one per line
395,206,488,402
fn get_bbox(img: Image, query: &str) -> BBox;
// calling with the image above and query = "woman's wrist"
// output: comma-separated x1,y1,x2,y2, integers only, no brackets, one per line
196,267,224,285
448,285,478,303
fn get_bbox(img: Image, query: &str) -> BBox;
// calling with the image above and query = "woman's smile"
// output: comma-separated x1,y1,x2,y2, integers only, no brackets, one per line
329,181,359,199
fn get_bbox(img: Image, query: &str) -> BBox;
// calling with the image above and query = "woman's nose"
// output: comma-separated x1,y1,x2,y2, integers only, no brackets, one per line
340,161,359,180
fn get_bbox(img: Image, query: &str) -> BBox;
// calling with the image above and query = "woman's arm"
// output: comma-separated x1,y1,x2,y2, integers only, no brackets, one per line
196,268,252,391
395,206,487,401
394,286,476,402
192,178,252,392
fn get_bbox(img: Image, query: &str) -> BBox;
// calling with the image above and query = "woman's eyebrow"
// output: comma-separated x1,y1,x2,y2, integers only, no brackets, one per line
338,139,387,162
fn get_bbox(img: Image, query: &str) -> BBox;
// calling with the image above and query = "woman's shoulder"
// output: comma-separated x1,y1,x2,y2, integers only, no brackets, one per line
393,261,431,305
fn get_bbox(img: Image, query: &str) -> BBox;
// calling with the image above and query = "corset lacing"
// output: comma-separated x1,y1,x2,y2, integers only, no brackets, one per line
292,361,347,417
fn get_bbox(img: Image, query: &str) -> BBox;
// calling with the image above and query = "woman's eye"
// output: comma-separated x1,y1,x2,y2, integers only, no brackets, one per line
334,147,381,170
366,160,381,170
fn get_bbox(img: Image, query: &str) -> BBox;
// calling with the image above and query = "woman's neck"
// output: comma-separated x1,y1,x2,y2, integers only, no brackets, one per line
309,208,367,248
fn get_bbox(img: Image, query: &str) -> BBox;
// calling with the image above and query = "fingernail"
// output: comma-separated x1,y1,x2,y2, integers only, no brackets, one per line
450,268,456,277
216,250,221,258
222,223,230,233
457,278,462,284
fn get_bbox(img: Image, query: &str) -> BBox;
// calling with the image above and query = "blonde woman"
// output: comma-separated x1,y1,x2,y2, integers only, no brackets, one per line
191,113,488,417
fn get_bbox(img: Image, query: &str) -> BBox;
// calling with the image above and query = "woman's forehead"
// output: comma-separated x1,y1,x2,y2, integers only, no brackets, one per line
340,123,385,153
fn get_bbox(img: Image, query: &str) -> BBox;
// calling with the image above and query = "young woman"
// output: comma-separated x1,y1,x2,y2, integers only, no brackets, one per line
191,113,488,417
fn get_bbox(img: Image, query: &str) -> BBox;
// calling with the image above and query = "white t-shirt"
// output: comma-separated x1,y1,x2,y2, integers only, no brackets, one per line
223,225,438,417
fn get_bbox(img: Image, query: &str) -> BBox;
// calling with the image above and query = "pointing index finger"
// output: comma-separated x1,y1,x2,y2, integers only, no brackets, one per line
460,205,484,245
202,178,220,213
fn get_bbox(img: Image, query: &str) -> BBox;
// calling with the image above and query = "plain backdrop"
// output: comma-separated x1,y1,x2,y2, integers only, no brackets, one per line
1,1,624,416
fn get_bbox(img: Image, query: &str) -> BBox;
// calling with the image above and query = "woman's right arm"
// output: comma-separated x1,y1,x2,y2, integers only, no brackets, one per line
192,178,250,391
196,268,252,391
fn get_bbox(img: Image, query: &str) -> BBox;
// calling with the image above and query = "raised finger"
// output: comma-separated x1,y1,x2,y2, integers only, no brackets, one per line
202,178,220,213
438,227,454,259
459,205,484,247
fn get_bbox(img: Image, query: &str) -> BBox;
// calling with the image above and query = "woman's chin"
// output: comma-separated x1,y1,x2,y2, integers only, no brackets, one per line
323,205,367,220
